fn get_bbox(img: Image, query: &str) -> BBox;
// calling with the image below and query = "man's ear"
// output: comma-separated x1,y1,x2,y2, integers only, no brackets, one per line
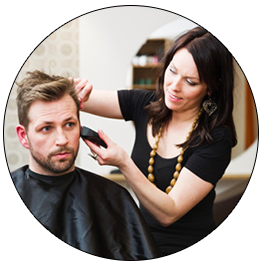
16,125,29,149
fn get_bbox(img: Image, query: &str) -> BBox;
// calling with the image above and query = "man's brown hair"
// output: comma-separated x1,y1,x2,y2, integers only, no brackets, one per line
16,70,80,129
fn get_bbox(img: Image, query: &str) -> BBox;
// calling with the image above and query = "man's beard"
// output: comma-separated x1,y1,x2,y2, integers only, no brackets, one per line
29,144,79,175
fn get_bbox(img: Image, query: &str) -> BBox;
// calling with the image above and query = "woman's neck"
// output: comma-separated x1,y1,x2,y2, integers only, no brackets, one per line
170,107,201,125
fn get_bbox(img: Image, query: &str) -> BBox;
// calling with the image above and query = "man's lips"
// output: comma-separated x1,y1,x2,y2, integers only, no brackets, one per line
49,147,74,159
52,152,71,159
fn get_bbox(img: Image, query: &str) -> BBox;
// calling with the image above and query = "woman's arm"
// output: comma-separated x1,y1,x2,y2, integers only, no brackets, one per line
72,78,123,119
85,130,214,227
83,89,123,119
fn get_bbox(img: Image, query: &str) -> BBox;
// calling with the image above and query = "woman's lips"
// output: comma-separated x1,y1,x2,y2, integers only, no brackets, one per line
168,91,183,102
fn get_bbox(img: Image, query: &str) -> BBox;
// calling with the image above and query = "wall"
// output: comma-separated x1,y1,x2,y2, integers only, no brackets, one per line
4,19,79,172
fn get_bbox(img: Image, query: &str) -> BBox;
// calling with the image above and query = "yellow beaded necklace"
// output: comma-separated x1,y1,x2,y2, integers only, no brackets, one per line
147,108,203,194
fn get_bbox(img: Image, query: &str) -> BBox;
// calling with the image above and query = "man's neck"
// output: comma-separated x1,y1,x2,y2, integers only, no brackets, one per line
29,165,75,177
28,164,76,177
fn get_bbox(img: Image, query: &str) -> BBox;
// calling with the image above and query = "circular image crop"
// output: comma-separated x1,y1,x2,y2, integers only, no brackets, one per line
4,6,258,261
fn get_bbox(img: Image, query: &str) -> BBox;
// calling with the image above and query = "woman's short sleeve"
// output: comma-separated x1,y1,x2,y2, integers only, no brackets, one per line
184,127,232,185
118,89,156,121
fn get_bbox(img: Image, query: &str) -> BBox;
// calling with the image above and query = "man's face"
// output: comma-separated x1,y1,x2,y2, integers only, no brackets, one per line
19,94,80,176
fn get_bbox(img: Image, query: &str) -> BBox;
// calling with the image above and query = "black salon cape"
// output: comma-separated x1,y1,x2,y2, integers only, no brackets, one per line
11,166,160,260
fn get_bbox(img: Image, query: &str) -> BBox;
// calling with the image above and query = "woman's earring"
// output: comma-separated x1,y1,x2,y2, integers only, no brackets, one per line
203,97,217,116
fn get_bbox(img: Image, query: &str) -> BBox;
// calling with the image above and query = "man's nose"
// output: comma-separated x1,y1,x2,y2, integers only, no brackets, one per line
55,129,68,146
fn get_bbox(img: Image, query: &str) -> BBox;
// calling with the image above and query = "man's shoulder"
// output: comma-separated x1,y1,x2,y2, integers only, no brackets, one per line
75,167,135,204
11,165,29,178
75,167,127,191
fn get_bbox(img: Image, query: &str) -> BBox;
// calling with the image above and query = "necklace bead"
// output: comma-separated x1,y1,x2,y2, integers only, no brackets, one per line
147,108,202,193
149,157,155,165
148,165,153,173
170,178,176,186
150,150,156,157
148,173,155,182
166,186,172,194
173,171,179,179
177,155,183,163
175,163,182,172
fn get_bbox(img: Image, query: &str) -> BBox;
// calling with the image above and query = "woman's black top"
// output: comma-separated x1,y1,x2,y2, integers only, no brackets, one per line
118,89,233,256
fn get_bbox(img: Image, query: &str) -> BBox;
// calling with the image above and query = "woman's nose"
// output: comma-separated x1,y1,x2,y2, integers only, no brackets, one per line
171,76,182,91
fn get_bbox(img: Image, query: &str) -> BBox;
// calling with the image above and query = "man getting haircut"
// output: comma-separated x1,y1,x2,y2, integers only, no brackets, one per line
10,70,160,260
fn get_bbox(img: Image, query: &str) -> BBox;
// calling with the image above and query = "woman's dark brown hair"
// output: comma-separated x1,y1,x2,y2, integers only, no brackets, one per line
146,26,237,148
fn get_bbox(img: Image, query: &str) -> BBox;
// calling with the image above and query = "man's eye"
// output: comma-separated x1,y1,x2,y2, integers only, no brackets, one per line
42,126,51,132
66,122,75,128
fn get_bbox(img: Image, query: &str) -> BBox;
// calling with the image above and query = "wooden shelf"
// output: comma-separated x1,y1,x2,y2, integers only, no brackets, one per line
132,38,170,91
132,84,156,90
132,63,163,69
104,174,125,182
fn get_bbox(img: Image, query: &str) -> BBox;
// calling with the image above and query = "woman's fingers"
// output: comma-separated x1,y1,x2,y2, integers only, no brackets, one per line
82,130,123,167
83,138,103,157
78,81,93,103
70,78,93,109
97,130,113,147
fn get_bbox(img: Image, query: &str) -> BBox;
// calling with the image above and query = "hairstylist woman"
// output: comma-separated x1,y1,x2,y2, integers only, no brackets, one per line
74,27,237,256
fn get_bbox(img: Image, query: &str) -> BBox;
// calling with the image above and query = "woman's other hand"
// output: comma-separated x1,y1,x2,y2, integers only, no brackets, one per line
69,78,93,109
